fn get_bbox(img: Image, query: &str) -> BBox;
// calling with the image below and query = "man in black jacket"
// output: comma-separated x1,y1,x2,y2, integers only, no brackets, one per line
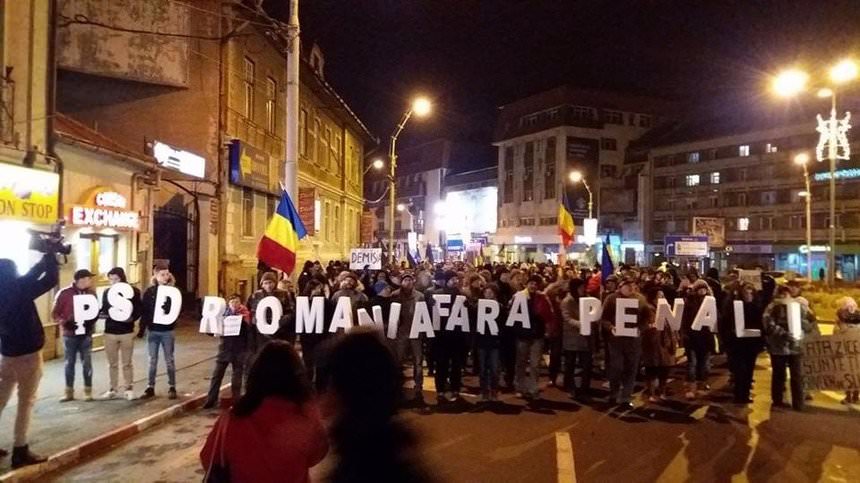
100,267,142,401
139,265,178,400
0,254,58,468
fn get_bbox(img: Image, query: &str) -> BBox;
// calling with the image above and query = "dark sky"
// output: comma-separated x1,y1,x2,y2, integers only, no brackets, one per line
269,0,860,147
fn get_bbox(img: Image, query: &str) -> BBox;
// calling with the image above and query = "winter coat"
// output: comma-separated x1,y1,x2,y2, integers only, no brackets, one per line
560,294,591,352
836,310,860,334
247,289,293,351
217,305,252,361
681,294,716,353
641,323,677,368
763,297,813,356
392,288,425,339
600,292,653,337
52,284,98,337
512,289,554,340
0,254,58,357
200,399,328,483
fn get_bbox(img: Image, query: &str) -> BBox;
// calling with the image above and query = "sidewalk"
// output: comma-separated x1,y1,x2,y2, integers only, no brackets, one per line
0,320,223,476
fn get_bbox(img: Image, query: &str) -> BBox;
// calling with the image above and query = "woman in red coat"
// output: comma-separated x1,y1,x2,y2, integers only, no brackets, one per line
200,341,328,483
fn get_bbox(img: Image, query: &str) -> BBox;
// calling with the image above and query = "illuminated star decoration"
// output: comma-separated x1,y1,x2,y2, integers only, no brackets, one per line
816,110,852,162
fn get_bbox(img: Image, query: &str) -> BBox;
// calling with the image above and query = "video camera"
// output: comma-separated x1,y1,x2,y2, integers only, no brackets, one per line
28,221,72,258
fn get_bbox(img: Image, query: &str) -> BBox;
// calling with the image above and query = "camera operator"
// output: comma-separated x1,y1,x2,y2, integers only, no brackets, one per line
52,269,98,403
0,254,59,468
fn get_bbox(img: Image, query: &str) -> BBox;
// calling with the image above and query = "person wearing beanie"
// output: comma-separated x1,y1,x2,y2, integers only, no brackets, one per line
332,271,369,310
99,267,142,401
513,275,554,401
247,271,294,355
432,271,468,404
681,279,715,400
52,269,98,402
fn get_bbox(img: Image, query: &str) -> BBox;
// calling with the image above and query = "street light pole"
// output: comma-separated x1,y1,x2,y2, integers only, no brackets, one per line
827,93,838,287
796,155,813,281
582,179,593,219
388,110,413,265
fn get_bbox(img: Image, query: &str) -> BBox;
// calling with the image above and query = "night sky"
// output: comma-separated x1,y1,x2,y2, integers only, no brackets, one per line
269,0,860,146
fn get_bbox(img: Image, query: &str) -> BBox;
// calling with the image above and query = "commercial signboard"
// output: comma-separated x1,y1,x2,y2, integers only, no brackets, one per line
0,163,60,224
69,188,139,231
692,217,726,248
298,188,316,237
565,136,599,222
665,234,709,257
153,141,205,178
349,248,382,270
228,140,275,194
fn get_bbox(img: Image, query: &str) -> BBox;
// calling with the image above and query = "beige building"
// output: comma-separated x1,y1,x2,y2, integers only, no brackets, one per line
493,86,672,263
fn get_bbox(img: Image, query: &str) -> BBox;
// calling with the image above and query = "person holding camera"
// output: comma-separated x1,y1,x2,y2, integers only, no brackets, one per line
139,265,178,400
0,254,59,468
52,269,99,402
100,267,142,401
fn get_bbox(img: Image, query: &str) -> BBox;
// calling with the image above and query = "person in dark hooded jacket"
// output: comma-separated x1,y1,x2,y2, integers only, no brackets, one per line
681,279,716,400
432,271,469,403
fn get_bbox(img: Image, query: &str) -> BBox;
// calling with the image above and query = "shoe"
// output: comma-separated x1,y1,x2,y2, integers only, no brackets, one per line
139,387,155,400
60,387,75,403
772,401,790,409
84,387,94,402
99,390,117,400
168,387,178,400
617,402,635,411
124,390,135,401
11,445,46,469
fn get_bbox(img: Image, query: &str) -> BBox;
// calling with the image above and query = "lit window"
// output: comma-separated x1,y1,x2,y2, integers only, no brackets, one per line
265,77,277,133
243,57,255,119
766,143,778,153
738,217,750,231
688,152,700,163
710,172,720,184
739,145,750,157
685,174,700,187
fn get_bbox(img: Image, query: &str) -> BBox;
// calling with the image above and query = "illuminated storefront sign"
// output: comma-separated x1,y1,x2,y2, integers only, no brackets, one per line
0,163,60,224
70,189,139,230
813,168,860,181
153,140,206,178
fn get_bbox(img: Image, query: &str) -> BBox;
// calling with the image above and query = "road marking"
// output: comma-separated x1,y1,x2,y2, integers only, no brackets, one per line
555,431,576,483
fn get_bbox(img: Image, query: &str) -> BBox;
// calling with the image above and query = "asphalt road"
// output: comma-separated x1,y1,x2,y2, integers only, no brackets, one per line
47,355,860,483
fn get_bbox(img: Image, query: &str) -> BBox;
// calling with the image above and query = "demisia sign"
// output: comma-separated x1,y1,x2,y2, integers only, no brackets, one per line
69,287,808,341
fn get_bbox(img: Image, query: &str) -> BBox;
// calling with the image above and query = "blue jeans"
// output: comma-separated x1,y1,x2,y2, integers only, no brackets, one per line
686,345,711,382
147,331,176,388
515,338,544,396
63,335,93,388
478,347,500,394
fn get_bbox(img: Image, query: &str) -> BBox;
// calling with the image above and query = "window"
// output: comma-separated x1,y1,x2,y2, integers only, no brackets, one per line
738,217,750,231
605,111,623,124
639,115,652,128
708,149,718,160
76,233,119,277
325,127,333,169
331,132,340,170
739,145,750,157
324,201,331,240
739,168,747,181
334,205,340,240
629,113,636,126
519,218,536,227
265,77,277,133
299,109,308,156
688,152,700,163
766,143,778,153
759,216,773,231
312,118,322,163
601,138,617,151
710,172,720,184
243,57,255,119
394,220,402,231
685,174,700,187
761,190,777,205
242,188,254,236
571,106,594,121
504,147,514,203
317,122,327,166
739,192,747,206
540,217,556,226
708,196,719,208
544,137,556,199
523,142,534,201
377,221,384,232
267,196,276,218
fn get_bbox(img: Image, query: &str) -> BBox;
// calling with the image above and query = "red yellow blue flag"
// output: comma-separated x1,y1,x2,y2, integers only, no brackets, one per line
257,190,307,275
558,191,575,247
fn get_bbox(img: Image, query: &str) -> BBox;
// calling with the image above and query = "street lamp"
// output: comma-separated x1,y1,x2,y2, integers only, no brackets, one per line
364,158,384,174
387,96,433,264
568,170,593,219
771,59,856,286
794,152,813,281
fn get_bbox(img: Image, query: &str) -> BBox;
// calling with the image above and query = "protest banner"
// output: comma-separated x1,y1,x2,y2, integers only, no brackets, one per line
349,248,383,270
738,269,763,290
801,332,860,391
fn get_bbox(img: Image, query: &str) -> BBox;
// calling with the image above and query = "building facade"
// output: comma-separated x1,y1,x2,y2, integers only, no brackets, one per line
493,86,671,263
439,166,498,262
645,117,860,280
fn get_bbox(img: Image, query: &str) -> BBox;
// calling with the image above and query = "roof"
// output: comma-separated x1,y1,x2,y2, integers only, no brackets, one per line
54,113,157,166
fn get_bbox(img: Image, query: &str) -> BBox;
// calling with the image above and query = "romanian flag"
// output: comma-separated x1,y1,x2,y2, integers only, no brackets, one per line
257,190,307,275
558,191,575,247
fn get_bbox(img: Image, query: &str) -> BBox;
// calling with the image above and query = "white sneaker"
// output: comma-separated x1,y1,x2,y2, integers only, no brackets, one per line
124,390,135,401
99,390,117,400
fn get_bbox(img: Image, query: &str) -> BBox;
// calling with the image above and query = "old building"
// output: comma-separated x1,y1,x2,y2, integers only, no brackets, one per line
643,110,860,280
54,0,373,302
493,86,672,263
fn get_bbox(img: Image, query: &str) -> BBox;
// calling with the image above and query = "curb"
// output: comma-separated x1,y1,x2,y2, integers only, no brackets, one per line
0,384,229,483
